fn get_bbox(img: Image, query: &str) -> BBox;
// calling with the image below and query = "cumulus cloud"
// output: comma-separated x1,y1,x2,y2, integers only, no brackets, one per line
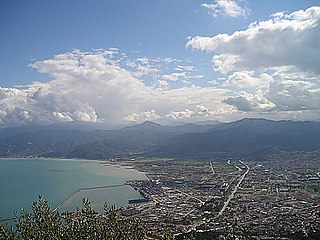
187,6,320,74
132,65,159,78
223,71,274,90
162,72,187,81
2,11,320,129
224,79,320,113
155,80,169,89
195,105,214,117
224,91,276,112
186,6,320,120
167,105,214,120
136,57,149,65
166,109,194,120
0,49,233,127
0,85,99,127
268,80,320,111
272,66,319,81
201,0,250,18
123,110,161,122
160,71,203,82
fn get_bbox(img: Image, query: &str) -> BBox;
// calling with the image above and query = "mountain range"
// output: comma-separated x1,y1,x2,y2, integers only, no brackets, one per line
0,118,319,160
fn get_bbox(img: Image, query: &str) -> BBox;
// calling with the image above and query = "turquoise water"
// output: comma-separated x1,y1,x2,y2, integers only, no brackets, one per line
57,185,143,213
0,158,146,220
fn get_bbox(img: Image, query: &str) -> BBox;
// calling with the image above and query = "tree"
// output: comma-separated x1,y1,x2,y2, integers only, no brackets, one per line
0,196,145,240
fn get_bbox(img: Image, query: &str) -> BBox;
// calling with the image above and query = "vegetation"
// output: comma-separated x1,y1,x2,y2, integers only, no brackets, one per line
2,119,320,160
0,196,145,240
306,184,320,193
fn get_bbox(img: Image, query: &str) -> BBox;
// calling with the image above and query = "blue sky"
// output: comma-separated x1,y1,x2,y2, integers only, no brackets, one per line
0,0,320,127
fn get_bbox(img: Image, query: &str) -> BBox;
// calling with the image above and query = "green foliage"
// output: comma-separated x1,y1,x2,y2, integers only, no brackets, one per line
0,196,145,240
15,196,63,239
0,223,15,239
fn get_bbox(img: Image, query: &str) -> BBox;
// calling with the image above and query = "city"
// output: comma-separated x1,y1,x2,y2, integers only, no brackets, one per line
114,150,320,239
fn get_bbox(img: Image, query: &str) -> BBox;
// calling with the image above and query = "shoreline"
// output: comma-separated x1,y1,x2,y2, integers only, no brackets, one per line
0,157,148,180
0,156,103,163
0,157,148,220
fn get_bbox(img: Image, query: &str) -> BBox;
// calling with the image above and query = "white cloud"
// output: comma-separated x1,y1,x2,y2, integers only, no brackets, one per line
196,105,214,117
175,65,196,72
0,50,233,127
162,72,187,81
167,109,194,120
167,105,213,120
155,80,169,89
132,65,159,77
223,71,274,90
52,111,73,122
2,34,319,127
187,6,320,75
136,57,149,65
209,80,219,85
123,110,161,122
186,6,320,119
125,56,160,78
268,80,320,111
155,57,178,63
224,91,276,112
272,66,319,81
160,72,203,82
224,79,320,113
0,85,99,127
201,0,250,18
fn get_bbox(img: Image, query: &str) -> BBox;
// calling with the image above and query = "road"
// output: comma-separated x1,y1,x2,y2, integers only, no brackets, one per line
209,160,215,174
175,160,250,238
217,160,250,217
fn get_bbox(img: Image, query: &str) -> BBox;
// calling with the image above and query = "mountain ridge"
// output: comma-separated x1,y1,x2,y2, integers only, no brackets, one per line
1,118,319,160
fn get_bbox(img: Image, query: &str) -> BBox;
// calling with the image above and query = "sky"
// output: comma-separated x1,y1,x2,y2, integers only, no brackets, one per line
0,0,320,127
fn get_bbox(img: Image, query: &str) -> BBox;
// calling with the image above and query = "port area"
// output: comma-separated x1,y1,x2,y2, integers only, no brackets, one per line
114,151,320,239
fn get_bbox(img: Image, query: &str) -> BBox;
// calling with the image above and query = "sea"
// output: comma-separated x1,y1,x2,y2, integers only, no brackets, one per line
0,158,147,220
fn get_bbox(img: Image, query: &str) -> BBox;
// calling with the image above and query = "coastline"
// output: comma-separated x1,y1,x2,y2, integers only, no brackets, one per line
0,157,148,219
0,157,148,180
0,156,103,163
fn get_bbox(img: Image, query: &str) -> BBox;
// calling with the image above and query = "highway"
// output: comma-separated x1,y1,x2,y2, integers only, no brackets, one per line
174,160,250,238
209,161,215,174
217,160,250,217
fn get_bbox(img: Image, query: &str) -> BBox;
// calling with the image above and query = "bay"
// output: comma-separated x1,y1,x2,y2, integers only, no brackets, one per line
0,158,146,220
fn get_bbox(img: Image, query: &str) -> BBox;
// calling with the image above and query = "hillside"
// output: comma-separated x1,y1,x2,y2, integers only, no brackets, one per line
1,119,319,160
149,118,320,158
0,121,217,159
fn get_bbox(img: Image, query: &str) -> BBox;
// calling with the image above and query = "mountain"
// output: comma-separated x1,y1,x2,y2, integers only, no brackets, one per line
60,121,217,159
0,129,111,157
148,118,320,159
1,119,319,160
61,121,172,159
0,121,215,159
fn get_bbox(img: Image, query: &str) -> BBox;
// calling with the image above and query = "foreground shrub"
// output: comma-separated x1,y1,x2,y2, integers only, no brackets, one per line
0,196,145,240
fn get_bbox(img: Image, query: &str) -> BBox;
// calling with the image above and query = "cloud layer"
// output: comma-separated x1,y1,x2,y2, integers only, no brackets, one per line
1,6,319,127
187,6,320,74
0,49,231,127
187,6,320,119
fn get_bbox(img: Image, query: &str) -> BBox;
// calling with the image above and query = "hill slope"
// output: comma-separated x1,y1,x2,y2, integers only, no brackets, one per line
149,119,320,158
1,119,319,159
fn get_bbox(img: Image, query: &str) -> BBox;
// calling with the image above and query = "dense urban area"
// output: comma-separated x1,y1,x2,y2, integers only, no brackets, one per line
108,150,320,239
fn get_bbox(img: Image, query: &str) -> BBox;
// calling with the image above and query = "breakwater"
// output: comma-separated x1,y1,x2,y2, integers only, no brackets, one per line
53,184,126,212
